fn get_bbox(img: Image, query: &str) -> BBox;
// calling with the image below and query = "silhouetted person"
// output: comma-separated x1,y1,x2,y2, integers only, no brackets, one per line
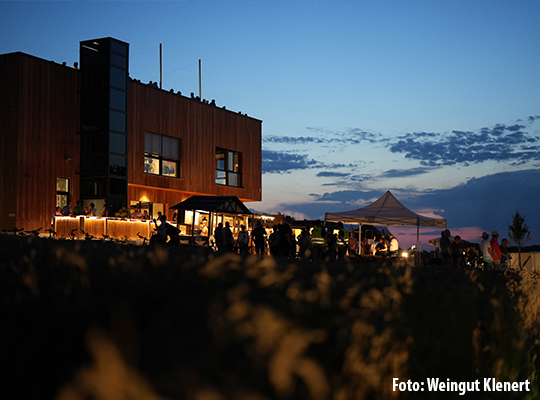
151,215,179,245
280,216,294,258
73,200,85,216
297,228,311,259
222,221,234,251
452,235,462,267
238,224,249,254
440,229,453,267
252,220,266,256
269,224,281,257
214,223,224,251
500,238,509,269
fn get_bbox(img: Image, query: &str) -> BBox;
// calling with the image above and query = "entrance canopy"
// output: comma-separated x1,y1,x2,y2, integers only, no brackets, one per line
170,195,252,214
170,195,252,245
325,191,446,228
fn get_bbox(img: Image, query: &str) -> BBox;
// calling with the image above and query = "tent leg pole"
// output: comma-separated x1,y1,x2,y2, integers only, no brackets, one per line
416,223,420,266
208,212,213,247
359,224,362,256
191,209,196,243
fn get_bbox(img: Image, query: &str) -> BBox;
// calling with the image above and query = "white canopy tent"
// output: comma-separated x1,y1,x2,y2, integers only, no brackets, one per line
325,191,447,252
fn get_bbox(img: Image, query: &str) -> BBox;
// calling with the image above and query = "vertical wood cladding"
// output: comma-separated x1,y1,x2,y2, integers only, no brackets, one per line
0,54,19,230
0,53,80,231
128,81,262,204
0,51,262,232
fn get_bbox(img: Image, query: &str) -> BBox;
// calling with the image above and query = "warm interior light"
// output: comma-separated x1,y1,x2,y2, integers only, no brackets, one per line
139,196,150,202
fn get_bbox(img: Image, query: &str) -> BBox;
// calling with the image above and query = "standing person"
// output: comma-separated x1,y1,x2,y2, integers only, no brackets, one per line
490,231,502,271
500,238,509,269
280,216,294,258
200,220,208,236
251,220,266,256
152,215,168,244
480,232,493,270
89,202,97,216
73,200,85,216
269,224,281,257
440,229,453,267
100,204,109,217
214,222,223,251
361,238,371,256
311,221,327,260
349,232,359,256
327,231,338,259
452,235,462,267
238,224,250,255
297,228,311,259
388,234,399,257
222,221,234,252
61,201,72,216
336,222,350,259
132,207,143,219
151,215,179,245
52,206,62,227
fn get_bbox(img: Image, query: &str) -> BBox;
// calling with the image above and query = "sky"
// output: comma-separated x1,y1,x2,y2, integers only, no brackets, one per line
1,0,539,249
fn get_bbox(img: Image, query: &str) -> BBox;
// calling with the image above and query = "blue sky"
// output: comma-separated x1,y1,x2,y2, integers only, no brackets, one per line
2,0,539,248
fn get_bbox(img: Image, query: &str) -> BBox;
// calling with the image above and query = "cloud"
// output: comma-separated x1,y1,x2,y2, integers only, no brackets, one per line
262,150,321,173
316,171,351,178
264,127,383,147
312,189,385,205
387,119,540,168
264,135,330,145
264,116,540,176
262,150,356,174
379,167,434,178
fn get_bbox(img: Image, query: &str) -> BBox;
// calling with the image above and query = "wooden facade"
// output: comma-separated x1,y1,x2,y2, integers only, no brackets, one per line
0,52,80,232
128,81,262,215
0,47,262,233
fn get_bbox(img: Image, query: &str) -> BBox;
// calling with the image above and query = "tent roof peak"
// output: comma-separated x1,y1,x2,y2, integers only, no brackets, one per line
325,191,446,228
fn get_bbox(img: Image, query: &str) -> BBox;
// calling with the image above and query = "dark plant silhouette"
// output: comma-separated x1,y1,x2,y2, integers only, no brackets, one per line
508,210,531,269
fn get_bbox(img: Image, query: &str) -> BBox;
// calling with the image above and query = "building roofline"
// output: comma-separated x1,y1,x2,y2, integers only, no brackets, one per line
130,78,263,123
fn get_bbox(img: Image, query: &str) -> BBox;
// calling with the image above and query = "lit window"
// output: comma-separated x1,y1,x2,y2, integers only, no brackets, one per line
144,132,180,178
144,156,159,175
56,178,69,208
215,148,242,187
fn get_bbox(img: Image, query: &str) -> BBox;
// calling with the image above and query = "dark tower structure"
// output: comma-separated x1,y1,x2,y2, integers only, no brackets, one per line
79,37,129,216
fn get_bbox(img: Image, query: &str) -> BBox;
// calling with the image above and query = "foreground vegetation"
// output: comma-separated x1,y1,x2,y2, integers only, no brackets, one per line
1,235,539,400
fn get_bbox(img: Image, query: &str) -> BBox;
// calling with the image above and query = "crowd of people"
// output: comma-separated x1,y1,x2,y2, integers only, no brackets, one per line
209,218,401,261
55,201,109,218
208,221,512,271
430,229,509,270
479,230,509,270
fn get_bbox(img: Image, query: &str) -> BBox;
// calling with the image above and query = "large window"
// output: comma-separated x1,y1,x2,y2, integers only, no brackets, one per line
144,132,180,178
56,177,69,208
216,148,242,187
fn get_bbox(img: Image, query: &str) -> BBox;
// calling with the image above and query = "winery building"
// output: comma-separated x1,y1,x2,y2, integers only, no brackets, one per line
0,37,262,235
